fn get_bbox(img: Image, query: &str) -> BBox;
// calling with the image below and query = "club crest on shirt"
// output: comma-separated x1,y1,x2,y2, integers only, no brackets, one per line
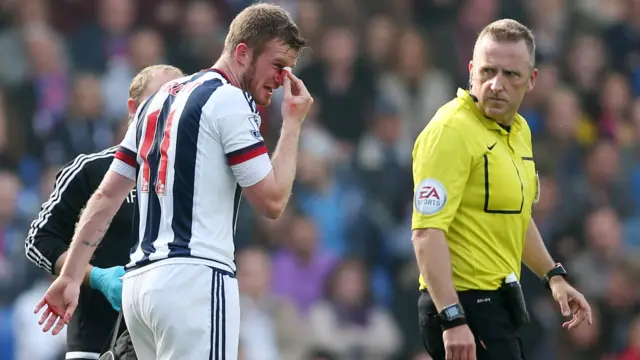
414,178,447,215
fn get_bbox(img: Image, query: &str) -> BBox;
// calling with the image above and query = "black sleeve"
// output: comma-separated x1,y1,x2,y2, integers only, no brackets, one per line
24,155,94,274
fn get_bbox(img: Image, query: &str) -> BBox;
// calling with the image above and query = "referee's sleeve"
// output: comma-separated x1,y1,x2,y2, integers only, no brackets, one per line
24,157,93,274
411,123,472,232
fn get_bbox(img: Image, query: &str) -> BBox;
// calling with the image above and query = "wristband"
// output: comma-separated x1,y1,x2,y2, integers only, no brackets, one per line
437,303,467,331
542,263,568,290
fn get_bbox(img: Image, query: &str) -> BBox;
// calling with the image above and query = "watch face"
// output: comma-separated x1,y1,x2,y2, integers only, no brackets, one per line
445,306,461,318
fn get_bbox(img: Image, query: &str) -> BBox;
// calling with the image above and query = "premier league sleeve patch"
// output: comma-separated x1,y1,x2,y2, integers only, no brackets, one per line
414,178,447,215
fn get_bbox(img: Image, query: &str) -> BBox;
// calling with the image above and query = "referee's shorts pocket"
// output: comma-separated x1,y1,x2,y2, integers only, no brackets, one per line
418,292,445,359
477,337,525,360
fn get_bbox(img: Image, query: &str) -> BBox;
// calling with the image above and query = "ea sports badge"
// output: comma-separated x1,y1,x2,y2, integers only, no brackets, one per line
414,178,447,215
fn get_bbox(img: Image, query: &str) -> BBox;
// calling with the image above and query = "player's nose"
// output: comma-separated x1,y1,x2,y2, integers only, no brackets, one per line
274,70,284,88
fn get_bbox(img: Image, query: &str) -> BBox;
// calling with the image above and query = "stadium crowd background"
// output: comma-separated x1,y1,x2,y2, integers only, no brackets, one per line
0,0,639,359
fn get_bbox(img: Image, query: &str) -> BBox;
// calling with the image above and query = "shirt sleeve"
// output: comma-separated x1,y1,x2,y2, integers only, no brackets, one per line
24,157,93,274
213,90,272,188
110,119,138,180
412,123,473,232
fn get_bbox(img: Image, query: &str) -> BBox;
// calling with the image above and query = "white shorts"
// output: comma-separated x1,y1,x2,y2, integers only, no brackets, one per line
121,262,239,360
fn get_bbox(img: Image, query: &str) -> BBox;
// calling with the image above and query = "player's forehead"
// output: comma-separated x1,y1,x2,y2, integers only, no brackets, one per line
257,39,298,67
474,36,532,71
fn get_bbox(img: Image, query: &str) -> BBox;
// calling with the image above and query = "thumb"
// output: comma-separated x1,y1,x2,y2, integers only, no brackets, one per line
64,301,77,324
557,294,571,316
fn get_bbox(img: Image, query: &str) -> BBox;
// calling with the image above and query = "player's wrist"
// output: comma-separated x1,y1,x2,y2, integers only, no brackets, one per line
281,116,303,129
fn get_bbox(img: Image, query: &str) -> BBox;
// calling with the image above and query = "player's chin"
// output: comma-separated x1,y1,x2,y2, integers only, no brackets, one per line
255,97,271,107
255,94,272,106
254,88,273,106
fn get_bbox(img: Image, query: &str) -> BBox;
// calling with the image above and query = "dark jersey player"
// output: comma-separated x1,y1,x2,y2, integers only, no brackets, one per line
24,64,183,360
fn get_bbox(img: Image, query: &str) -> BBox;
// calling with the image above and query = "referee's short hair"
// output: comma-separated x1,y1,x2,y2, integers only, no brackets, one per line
476,19,536,67
128,64,183,104
223,3,307,56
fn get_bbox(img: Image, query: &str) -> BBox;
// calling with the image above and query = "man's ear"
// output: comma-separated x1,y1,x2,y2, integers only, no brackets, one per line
527,68,538,93
235,43,252,67
127,98,138,119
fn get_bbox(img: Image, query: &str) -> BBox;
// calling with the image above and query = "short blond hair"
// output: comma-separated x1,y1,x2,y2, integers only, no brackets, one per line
129,64,183,103
224,3,306,56
476,19,536,66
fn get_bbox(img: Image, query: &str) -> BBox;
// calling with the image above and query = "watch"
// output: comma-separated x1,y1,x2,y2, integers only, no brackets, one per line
437,303,467,330
542,263,568,290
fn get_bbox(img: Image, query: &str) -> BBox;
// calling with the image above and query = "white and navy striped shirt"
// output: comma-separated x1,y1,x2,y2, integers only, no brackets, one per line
111,69,272,274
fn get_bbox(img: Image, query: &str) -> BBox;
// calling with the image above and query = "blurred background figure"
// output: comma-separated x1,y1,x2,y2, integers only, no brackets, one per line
308,259,401,360
237,247,310,360
0,0,639,359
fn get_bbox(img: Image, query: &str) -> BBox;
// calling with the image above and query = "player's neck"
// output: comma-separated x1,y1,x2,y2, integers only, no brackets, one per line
211,57,242,89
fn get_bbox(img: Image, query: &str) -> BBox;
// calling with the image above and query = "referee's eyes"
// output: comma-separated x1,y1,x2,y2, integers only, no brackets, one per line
481,68,496,76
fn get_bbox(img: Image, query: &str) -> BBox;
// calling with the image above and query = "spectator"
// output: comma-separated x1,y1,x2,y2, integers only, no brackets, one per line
308,258,401,360
238,247,310,360
46,73,112,165
271,212,337,315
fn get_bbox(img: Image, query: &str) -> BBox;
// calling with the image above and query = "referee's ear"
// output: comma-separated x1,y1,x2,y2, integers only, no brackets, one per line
127,98,139,120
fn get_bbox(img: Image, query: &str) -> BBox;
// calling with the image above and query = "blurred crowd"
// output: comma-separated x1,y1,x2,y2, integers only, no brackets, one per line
0,0,639,359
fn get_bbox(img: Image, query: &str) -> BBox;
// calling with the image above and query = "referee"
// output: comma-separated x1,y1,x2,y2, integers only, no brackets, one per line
411,19,592,360
24,64,183,360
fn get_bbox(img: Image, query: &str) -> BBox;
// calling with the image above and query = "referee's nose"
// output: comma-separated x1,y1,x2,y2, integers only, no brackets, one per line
489,74,506,93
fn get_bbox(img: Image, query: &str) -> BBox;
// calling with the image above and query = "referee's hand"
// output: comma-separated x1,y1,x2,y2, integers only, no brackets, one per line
549,278,593,329
34,275,80,335
443,325,476,360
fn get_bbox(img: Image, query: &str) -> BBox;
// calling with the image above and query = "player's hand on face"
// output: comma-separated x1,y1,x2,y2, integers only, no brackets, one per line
443,325,476,360
34,275,81,335
281,67,313,124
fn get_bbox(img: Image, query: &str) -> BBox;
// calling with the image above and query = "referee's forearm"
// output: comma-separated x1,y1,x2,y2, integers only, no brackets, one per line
412,228,459,311
522,219,556,278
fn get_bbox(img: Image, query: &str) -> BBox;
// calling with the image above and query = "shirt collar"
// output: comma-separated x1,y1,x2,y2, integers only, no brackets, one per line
455,88,523,134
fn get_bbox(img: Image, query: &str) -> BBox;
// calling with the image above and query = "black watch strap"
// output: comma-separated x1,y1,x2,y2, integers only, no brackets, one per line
542,263,568,290
438,304,467,331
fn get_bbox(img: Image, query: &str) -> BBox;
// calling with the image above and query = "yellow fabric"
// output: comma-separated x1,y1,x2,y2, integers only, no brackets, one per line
412,88,539,291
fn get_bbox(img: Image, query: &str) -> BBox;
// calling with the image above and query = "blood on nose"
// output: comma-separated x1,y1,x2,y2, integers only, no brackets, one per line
274,70,284,87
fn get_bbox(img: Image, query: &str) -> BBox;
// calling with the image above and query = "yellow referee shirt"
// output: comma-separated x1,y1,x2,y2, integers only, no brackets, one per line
412,88,539,291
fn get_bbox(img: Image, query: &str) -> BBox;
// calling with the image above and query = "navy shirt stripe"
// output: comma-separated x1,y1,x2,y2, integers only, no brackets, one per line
167,78,224,258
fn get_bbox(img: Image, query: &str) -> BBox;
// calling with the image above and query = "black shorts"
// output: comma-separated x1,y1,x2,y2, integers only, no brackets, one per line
418,290,526,360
